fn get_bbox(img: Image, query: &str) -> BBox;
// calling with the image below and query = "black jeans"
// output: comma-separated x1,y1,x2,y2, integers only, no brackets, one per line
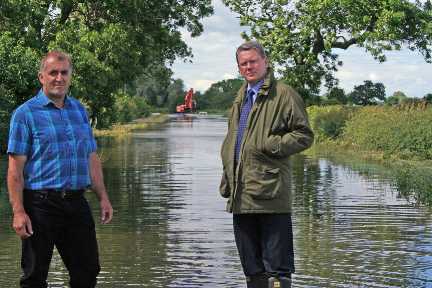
21,190,100,288
233,213,295,278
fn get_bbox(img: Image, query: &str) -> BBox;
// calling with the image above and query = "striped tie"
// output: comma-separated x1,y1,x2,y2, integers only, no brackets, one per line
235,89,254,162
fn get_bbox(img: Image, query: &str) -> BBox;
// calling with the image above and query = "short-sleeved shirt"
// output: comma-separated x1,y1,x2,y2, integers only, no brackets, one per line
7,89,97,190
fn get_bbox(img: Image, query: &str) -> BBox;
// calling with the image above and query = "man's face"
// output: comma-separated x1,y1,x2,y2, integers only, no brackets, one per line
38,57,72,100
237,49,268,85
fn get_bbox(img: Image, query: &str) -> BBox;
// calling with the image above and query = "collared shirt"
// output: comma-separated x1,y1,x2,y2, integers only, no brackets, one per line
247,79,264,104
7,89,97,190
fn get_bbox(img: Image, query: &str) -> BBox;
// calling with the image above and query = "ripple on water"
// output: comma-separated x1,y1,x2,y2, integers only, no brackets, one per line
1,117,432,287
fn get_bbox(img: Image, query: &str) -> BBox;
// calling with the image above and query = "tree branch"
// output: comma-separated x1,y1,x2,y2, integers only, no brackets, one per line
332,36,357,49
312,29,324,54
59,0,74,25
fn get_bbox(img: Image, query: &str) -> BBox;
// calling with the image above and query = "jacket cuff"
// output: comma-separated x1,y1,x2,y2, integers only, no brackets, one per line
265,135,281,156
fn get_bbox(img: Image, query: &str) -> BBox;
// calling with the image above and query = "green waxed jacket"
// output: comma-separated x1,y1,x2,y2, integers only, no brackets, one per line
219,69,314,214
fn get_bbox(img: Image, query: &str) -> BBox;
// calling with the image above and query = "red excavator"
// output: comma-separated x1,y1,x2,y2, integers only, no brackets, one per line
176,88,196,113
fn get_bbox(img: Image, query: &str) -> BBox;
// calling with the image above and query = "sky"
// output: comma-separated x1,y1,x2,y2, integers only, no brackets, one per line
172,0,432,98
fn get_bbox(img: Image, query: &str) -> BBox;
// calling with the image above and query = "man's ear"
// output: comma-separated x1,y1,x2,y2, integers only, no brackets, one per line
38,72,43,84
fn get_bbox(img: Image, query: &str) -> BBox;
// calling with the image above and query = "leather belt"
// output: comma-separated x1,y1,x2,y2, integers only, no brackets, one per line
24,189,85,199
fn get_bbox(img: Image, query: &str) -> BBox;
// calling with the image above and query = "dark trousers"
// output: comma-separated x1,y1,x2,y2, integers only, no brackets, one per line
233,213,294,278
21,190,100,288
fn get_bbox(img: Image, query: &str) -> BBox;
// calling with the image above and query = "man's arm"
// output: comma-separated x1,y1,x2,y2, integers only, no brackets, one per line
7,154,33,239
89,152,113,224
264,88,314,158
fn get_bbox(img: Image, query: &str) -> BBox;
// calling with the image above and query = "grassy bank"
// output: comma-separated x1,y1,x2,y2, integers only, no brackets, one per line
306,143,432,206
308,105,432,161
93,114,169,137
307,104,432,206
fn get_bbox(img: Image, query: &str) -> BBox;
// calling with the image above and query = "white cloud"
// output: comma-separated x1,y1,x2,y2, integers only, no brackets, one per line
172,0,432,97
336,48,432,97
171,0,245,92
191,79,216,91
368,73,378,81
223,73,236,79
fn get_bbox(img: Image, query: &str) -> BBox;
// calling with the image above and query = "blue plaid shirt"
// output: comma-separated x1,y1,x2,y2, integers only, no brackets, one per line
7,90,97,190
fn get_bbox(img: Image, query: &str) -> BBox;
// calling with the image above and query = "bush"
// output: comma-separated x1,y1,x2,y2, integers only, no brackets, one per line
307,105,355,142
342,106,432,160
113,92,151,124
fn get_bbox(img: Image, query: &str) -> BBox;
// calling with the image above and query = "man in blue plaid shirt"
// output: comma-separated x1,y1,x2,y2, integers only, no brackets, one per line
7,50,113,288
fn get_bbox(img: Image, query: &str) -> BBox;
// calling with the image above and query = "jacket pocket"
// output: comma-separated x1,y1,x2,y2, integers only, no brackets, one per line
219,169,231,198
244,166,281,200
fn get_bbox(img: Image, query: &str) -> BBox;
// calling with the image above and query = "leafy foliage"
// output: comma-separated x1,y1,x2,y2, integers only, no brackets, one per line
197,78,244,111
307,105,355,141
113,92,151,124
0,0,213,128
325,87,348,105
127,65,173,107
0,33,40,151
343,106,432,159
166,79,186,113
223,0,432,95
348,80,386,105
385,90,408,105
423,93,432,104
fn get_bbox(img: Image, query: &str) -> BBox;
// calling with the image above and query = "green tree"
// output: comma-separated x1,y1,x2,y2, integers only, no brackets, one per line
113,92,151,124
223,0,432,95
0,0,213,127
348,80,386,106
198,78,244,110
325,87,347,105
166,79,186,113
385,90,408,105
127,65,173,107
423,93,432,104
0,33,40,152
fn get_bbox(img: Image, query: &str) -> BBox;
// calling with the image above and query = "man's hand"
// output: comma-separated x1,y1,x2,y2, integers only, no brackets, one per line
89,152,113,224
8,154,30,239
13,211,33,239
100,198,113,224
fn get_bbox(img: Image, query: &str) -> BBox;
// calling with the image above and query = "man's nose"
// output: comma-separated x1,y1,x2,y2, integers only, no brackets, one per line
55,73,63,81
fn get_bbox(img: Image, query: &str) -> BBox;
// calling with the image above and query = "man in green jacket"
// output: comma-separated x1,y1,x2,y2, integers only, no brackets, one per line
220,41,314,288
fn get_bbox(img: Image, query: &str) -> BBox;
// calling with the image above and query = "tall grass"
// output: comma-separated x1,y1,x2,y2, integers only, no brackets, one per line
307,105,355,142
342,106,432,160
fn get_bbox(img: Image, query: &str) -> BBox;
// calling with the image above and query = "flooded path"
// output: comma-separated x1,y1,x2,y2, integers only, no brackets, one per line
0,115,431,287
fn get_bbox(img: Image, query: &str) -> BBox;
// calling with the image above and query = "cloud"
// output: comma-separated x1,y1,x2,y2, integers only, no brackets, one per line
191,79,216,91
223,73,236,79
171,0,245,92
336,48,432,97
173,0,432,97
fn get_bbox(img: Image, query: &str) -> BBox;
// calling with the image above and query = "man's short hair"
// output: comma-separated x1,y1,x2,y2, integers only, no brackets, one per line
236,41,267,64
39,50,73,72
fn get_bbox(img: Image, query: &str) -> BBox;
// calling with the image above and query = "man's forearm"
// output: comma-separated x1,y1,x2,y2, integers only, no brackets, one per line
89,152,113,224
89,152,109,200
7,167,25,214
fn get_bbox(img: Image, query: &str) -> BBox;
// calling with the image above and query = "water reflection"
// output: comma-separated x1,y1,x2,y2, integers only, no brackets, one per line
0,116,431,287
292,156,432,287
94,115,243,287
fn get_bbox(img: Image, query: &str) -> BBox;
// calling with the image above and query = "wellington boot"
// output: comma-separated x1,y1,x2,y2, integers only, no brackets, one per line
246,274,268,288
268,276,291,288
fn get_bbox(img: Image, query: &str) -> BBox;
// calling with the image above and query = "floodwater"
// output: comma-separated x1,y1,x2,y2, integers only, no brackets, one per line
0,115,431,287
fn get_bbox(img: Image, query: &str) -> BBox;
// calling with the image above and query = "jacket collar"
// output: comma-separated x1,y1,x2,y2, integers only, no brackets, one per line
258,67,274,98
235,67,275,106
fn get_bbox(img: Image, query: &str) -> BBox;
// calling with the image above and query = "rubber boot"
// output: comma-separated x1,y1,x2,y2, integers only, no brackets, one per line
246,274,268,288
268,276,291,288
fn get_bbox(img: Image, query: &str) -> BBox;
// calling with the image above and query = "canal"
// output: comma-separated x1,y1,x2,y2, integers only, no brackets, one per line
0,115,431,287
